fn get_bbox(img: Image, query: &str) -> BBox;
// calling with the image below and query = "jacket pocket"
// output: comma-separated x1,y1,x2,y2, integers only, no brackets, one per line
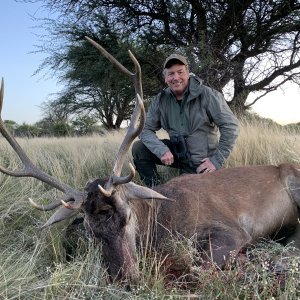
186,132,208,164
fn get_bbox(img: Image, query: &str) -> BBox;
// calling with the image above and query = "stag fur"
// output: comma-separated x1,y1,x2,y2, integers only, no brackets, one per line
82,163,300,280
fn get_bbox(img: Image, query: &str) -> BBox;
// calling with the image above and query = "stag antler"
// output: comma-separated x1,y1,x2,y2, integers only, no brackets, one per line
0,78,85,227
0,38,145,223
85,37,146,196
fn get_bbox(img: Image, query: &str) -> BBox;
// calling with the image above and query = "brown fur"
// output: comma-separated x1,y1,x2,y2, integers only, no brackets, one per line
82,163,300,280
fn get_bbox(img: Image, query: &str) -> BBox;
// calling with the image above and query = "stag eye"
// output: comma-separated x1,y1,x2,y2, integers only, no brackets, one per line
98,204,113,213
99,209,111,215
96,205,114,222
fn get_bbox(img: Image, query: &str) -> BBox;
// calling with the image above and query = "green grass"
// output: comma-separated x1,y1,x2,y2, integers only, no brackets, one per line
0,122,299,299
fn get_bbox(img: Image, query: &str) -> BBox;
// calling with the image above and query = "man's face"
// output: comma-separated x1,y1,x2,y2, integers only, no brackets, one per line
164,64,189,98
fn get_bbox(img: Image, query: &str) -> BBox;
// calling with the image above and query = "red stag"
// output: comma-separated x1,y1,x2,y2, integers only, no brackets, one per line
0,38,299,282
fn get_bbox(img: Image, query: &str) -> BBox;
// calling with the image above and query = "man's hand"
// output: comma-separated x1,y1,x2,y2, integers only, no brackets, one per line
196,158,216,174
161,151,174,166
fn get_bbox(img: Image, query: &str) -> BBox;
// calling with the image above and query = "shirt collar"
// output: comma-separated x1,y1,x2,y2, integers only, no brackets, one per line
169,83,189,102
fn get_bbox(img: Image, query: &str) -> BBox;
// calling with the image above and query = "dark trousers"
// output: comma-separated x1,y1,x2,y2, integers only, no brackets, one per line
132,139,197,187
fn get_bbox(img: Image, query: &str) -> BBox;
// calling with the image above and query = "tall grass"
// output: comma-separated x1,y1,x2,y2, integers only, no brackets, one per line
0,122,299,299
228,120,300,166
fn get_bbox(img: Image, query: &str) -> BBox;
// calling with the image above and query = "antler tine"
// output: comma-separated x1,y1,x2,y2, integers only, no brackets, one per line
111,94,145,180
128,49,143,100
85,37,133,78
111,51,144,179
85,37,143,99
0,78,85,216
86,37,146,188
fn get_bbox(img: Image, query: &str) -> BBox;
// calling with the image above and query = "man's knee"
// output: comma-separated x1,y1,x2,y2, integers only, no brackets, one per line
132,140,149,160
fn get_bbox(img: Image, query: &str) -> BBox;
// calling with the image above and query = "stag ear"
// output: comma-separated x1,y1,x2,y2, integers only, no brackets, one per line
40,207,79,229
121,182,175,202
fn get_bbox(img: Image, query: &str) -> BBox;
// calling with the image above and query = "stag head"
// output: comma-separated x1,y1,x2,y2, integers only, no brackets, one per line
0,38,171,281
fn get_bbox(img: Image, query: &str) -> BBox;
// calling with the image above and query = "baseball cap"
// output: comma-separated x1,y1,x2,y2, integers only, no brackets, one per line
163,54,188,69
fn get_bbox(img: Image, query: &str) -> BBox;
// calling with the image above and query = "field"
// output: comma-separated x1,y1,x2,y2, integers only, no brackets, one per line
0,120,299,299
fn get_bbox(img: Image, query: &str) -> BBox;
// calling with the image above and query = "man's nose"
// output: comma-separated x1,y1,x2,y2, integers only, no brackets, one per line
173,72,180,80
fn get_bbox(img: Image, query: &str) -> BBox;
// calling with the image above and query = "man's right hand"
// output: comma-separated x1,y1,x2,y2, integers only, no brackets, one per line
196,157,216,173
160,151,174,166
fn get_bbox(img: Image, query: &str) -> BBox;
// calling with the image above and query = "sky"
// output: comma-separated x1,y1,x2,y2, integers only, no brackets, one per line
1,0,300,125
0,0,61,124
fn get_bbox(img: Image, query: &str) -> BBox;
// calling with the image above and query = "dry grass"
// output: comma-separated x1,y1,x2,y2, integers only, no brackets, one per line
228,120,300,166
0,121,299,299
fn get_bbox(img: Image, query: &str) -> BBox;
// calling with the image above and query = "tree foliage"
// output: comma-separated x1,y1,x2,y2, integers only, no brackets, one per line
71,115,103,135
33,0,300,117
3,120,17,135
36,12,146,129
14,123,41,138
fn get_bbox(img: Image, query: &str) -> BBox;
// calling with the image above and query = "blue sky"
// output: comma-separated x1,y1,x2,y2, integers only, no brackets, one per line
0,0,61,124
1,0,300,125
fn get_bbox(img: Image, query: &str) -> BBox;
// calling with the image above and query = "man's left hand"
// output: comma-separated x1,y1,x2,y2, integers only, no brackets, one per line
196,158,217,174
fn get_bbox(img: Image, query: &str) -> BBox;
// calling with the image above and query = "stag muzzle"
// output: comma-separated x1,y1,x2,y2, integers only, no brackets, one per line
101,237,139,282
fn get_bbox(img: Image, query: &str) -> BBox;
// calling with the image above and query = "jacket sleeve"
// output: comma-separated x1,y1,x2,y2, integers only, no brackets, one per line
139,95,170,159
205,89,240,169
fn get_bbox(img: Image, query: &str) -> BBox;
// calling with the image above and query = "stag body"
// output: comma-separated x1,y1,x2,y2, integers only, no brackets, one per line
83,163,300,279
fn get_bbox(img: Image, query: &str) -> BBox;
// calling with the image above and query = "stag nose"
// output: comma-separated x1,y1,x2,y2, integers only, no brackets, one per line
108,257,138,283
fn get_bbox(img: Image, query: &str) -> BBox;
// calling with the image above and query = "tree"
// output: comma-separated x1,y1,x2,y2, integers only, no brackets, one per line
71,115,102,135
14,123,41,137
39,98,71,123
52,121,72,136
32,0,300,116
37,13,141,129
3,120,17,135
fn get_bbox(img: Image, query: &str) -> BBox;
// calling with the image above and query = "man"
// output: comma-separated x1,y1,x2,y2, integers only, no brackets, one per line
132,53,239,187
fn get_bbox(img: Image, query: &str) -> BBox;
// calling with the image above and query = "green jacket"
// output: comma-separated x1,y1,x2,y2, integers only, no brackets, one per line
140,76,240,169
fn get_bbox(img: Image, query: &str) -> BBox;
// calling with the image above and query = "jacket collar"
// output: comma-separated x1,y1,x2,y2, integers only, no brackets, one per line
186,75,203,101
